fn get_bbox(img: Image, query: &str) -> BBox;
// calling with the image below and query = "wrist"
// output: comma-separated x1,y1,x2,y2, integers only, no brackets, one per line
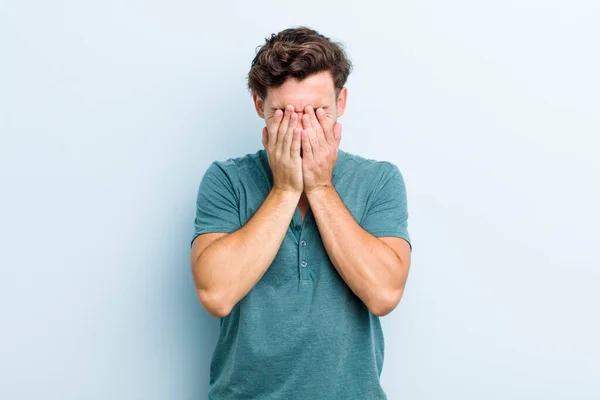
305,183,335,198
270,186,302,200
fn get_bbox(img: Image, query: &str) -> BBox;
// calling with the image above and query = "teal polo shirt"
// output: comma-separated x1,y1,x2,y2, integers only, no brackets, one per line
192,148,411,400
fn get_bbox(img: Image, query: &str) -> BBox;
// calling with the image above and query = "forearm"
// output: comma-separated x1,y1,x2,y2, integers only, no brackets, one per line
307,186,408,316
194,188,300,315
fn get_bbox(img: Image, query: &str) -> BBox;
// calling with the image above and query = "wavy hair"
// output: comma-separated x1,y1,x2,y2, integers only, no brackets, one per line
247,27,352,99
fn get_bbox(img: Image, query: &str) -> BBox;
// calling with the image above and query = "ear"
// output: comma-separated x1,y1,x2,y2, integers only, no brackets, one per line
252,92,265,118
335,87,348,117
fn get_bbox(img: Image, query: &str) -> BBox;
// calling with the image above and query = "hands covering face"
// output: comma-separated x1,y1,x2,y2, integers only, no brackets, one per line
262,105,342,194
298,105,342,194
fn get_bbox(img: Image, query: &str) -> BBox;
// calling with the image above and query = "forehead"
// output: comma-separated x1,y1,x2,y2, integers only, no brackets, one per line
265,70,336,110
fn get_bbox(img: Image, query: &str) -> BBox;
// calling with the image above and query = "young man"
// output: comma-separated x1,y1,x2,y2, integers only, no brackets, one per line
190,27,412,399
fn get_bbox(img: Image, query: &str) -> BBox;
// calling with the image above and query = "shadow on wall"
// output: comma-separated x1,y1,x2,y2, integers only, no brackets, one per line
154,203,219,397
163,94,257,396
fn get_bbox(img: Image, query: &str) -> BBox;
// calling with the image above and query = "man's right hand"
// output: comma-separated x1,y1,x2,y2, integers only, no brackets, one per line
262,105,303,194
193,105,304,317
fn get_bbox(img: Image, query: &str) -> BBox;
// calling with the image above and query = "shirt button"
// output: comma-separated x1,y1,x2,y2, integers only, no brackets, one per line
295,225,302,231
300,240,307,246
300,261,307,268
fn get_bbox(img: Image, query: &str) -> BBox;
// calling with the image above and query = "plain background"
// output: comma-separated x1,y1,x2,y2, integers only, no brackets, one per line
1,0,598,399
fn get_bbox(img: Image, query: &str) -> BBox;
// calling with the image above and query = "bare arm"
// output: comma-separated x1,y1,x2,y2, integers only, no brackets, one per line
190,188,300,318
190,104,303,318
307,186,411,316
299,105,411,317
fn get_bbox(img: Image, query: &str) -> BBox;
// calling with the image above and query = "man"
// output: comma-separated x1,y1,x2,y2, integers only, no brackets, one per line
190,27,412,399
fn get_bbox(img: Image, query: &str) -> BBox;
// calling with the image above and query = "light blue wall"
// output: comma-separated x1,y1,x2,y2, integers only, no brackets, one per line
1,0,598,398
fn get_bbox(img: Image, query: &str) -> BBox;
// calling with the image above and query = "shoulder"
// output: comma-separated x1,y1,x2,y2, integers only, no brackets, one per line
206,149,264,180
339,149,404,185
210,149,261,171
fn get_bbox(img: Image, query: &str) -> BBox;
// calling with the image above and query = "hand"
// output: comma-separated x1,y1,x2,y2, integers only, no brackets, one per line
262,105,303,194
300,105,342,194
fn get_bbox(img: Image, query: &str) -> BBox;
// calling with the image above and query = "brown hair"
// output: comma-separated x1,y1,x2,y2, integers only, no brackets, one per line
247,26,352,100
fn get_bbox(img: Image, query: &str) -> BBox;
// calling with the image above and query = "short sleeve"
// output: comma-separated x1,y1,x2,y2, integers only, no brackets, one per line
360,162,411,249
191,161,242,246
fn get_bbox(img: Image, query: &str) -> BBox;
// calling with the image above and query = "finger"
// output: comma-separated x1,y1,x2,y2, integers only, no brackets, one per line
262,126,268,148
316,108,334,144
277,105,294,147
333,122,342,144
301,110,311,130
291,127,302,159
267,109,283,149
288,109,298,130
301,129,313,161
282,112,297,156
308,106,325,145
302,113,320,151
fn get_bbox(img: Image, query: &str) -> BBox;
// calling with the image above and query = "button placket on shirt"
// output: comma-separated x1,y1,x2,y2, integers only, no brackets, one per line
298,227,310,280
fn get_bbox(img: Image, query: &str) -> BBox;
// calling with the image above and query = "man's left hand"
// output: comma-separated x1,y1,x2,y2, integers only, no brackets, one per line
300,105,342,194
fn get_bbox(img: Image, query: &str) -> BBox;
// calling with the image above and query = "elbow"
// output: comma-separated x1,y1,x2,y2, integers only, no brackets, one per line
368,302,395,317
191,257,233,318
197,288,233,318
367,289,403,317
